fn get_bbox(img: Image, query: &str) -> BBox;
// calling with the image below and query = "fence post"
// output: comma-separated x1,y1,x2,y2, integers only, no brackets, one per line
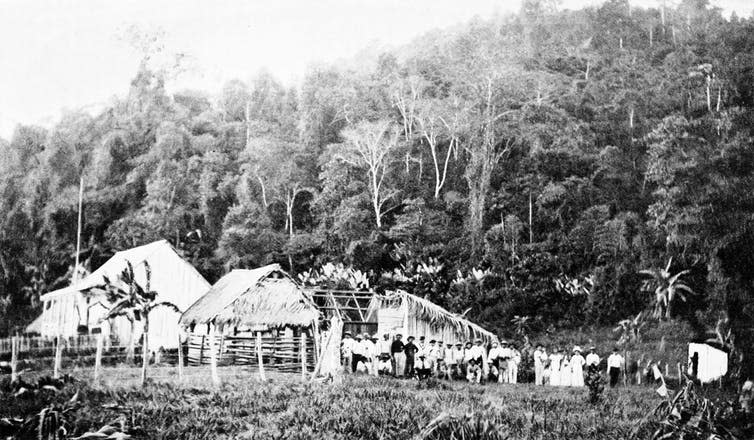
177,334,184,382
218,335,225,364
53,335,64,379
199,335,205,365
10,336,18,383
677,362,682,384
94,332,103,383
301,333,307,380
209,325,220,385
256,332,266,382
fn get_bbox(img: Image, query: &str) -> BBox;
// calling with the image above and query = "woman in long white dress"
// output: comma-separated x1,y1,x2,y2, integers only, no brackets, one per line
570,346,586,387
548,348,564,386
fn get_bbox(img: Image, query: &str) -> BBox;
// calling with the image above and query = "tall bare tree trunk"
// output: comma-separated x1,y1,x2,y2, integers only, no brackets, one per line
141,317,149,386
127,320,135,363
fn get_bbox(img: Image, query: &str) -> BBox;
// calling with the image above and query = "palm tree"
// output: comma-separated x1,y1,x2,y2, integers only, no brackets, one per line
639,258,695,320
84,260,179,386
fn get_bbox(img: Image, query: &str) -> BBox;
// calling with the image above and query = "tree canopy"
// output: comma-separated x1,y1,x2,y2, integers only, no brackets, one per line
2,0,754,374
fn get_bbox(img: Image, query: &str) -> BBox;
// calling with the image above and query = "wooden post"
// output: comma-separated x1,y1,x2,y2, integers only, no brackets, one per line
94,332,103,383
256,332,266,382
664,363,669,379
53,335,63,379
209,325,220,385
177,334,184,382
300,333,307,380
199,335,205,365
677,362,682,384
10,336,18,383
310,329,335,382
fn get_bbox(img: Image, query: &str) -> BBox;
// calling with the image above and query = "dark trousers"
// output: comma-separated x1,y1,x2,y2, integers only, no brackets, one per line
609,367,621,387
405,356,415,377
352,354,366,373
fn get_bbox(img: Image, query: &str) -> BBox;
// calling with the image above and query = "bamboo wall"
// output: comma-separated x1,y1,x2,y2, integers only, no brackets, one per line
186,333,316,373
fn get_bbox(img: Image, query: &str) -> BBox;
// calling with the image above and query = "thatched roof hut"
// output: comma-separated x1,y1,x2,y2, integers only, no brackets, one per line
367,290,496,345
180,264,319,331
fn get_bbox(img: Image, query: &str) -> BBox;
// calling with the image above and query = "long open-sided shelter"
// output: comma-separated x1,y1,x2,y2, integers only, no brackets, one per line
35,240,210,349
179,264,320,371
307,287,496,344
367,290,497,344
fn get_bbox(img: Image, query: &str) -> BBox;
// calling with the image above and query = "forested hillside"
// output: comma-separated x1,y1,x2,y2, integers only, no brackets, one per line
2,0,753,371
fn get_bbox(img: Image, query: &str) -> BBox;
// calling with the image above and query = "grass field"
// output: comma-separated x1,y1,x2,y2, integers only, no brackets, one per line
1,365,666,439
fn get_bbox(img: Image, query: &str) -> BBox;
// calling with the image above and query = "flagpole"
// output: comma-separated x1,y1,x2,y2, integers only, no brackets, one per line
74,176,84,284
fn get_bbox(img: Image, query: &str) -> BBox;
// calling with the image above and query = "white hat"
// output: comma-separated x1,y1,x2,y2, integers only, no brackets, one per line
573,346,582,352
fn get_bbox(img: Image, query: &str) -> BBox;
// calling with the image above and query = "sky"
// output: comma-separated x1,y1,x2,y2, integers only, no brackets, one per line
0,0,751,140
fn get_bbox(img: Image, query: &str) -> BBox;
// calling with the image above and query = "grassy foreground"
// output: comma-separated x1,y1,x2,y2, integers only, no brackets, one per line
1,367,663,440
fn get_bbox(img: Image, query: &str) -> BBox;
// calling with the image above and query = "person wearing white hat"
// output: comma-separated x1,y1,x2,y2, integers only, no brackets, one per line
341,331,355,374
533,344,547,386
570,346,586,387
507,342,521,384
366,334,380,376
487,341,502,382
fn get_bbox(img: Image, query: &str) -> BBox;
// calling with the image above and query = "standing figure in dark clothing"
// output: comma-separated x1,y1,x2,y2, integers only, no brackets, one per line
404,336,419,378
391,334,405,377
607,347,624,387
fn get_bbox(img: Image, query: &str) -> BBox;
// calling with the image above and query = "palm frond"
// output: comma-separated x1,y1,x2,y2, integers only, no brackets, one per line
146,301,181,314
674,283,695,296
668,270,691,285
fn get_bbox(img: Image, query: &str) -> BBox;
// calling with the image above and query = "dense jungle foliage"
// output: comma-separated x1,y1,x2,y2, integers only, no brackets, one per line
2,0,754,374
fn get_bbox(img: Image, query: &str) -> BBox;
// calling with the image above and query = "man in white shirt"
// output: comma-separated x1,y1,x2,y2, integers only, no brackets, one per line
363,334,379,376
533,344,547,385
508,343,521,384
417,336,427,357
433,340,445,376
607,347,625,387
498,341,512,383
470,339,488,380
341,331,355,373
442,342,455,379
487,341,502,381
586,346,600,368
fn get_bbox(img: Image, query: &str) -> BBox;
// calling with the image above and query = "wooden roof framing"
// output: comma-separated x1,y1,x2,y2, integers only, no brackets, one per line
304,289,375,324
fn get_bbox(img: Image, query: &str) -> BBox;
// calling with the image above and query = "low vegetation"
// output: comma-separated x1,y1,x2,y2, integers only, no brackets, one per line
2,371,664,440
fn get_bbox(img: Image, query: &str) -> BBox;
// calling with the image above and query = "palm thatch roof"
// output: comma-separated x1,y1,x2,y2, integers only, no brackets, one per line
179,264,319,329
370,290,496,342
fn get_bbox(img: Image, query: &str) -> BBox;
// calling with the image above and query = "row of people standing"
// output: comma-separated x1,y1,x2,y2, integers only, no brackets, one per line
533,345,626,387
341,332,626,387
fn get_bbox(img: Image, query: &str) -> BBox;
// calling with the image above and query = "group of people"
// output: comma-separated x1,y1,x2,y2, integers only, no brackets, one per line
340,331,627,387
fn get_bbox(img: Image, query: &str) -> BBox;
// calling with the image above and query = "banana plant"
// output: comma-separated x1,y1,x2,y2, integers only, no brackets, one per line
640,258,695,320
83,260,179,386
